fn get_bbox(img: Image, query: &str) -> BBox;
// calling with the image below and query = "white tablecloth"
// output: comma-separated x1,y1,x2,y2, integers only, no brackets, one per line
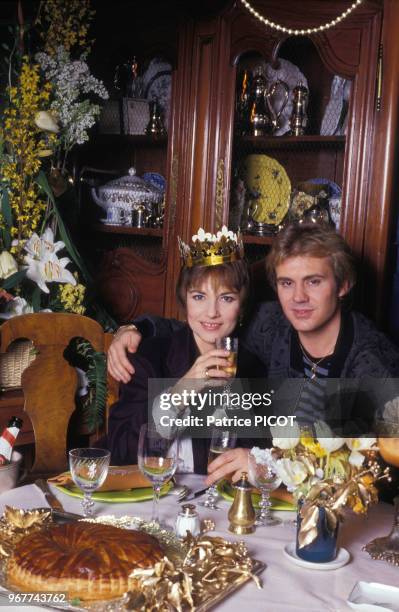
0,474,398,611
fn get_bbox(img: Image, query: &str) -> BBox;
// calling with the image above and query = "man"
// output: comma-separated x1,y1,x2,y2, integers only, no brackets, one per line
107,222,399,482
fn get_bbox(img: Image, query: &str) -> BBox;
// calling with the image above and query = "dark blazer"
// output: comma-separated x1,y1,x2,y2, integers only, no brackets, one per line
107,325,266,473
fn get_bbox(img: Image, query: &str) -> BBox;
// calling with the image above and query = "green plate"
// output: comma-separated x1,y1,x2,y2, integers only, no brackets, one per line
217,481,296,511
55,480,173,503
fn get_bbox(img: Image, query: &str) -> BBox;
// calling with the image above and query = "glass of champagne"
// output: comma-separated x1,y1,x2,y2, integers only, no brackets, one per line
215,336,238,377
69,448,111,517
138,423,178,525
249,452,282,526
203,428,237,510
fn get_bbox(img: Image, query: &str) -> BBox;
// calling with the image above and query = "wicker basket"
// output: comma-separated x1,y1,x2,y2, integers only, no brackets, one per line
0,340,37,390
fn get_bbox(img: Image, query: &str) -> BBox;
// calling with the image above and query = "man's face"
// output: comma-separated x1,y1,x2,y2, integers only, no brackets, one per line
275,255,349,334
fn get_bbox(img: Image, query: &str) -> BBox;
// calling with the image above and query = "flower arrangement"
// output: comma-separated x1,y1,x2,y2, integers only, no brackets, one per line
0,0,112,429
257,422,390,548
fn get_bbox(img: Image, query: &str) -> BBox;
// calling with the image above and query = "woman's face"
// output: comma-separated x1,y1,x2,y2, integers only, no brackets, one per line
186,277,242,354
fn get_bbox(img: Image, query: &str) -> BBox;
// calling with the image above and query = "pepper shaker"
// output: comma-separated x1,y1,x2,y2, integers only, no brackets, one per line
175,504,201,538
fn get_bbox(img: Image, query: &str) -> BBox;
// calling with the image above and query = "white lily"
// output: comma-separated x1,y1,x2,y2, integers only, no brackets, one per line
24,252,76,294
34,110,60,133
0,251,18,279
24,227,65,260
272,420,301,449
275,458,308,491
0,297,33,319
314,421,345,454
346,437,377,467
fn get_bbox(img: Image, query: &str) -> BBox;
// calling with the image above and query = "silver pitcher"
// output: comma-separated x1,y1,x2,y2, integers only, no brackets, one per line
265,80,290,134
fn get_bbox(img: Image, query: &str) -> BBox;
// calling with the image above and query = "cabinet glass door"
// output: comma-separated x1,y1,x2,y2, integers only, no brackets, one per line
228,37,351,253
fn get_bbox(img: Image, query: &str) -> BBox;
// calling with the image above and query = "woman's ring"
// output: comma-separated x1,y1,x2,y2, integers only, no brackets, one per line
204,367,210,378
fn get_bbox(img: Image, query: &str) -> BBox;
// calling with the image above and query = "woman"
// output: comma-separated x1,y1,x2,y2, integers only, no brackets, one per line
107,226,266,473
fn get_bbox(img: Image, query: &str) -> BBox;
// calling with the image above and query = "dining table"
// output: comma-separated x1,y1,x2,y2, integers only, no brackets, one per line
0,473,398,612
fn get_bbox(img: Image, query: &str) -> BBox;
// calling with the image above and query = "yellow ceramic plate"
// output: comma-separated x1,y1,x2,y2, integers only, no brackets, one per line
217,480,296,511
244,154,291,224
55,480,173,503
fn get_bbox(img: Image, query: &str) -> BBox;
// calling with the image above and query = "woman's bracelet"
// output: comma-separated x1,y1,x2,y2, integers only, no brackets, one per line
113,323,139,337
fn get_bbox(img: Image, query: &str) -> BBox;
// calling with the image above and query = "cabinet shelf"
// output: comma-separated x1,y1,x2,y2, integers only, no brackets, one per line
239,135,345,150
94,134,167,148
242,234,274,245
92,224,163,237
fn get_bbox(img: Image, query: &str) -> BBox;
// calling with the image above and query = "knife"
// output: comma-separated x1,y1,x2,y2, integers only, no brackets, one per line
180,487,208,502
34,478,67,512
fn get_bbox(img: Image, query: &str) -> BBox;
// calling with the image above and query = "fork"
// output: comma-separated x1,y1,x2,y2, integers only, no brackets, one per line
169,484,190,502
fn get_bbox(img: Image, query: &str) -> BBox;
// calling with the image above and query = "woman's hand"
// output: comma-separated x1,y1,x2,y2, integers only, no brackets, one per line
107,327,142,383
182,348,232,381
206,448,250,486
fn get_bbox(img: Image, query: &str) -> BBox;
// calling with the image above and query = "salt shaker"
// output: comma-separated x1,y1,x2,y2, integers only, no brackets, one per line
175,504,201,538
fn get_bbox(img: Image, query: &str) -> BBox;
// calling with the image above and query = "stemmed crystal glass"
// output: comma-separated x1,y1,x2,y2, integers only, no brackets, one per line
249,451,282,526
203,428,237,510
69,448,111,517
138,423,178,525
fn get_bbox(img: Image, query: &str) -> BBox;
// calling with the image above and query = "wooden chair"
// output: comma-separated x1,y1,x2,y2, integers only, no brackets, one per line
0,313,118,475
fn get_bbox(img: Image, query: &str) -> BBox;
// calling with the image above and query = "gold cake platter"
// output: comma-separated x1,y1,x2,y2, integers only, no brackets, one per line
0,508,266,611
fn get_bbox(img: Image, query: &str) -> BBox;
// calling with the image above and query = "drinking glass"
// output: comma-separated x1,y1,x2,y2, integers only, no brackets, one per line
138,423,178,525
215,336,239,377
69,448,111,517
202,428,237,510
249,452,282,526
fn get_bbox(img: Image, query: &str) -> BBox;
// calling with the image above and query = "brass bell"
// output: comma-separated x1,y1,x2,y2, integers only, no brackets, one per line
228,472,255,534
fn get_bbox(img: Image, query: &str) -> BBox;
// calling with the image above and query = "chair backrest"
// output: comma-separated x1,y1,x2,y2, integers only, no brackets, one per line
0,313,116,475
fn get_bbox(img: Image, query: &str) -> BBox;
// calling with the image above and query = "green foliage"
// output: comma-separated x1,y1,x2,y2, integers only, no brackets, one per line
75,338,107,433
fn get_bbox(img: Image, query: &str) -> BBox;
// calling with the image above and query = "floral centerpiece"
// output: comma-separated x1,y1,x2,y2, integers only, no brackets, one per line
0,0,111,429
256,422,389,559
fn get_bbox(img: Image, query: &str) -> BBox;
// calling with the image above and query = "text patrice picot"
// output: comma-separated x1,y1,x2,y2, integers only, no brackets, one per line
157,389,296,428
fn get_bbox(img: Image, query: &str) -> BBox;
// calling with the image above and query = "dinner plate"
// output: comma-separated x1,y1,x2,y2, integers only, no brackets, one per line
347,581,399,611
283,542,350,570
244,154,291,225
55,480,173,503
217,480,296,511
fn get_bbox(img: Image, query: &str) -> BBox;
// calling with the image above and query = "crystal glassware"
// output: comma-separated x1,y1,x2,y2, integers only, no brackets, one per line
69,448,111,517
203,428,237,510
138,423,178,525
215,336,238,377
249,452,282,526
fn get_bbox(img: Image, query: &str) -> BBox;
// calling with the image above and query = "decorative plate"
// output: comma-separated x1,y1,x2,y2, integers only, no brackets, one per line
306,178,342,198
244,154,291,225
217,480,296,511
143,57,172,129
320,76,351,136
261,58,309,136
54,481,173,503
142,172,166,193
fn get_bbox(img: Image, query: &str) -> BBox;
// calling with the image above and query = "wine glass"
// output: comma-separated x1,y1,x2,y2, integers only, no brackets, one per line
215,336,238,377
202,428,237,510
69,448,111,517
249,452,282,526
138,423,178,525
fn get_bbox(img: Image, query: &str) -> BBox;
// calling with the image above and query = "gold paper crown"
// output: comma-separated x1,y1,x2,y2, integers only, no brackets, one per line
178,226,244,268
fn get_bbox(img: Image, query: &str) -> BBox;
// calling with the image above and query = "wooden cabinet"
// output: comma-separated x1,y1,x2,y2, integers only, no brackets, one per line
86,0,398,327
